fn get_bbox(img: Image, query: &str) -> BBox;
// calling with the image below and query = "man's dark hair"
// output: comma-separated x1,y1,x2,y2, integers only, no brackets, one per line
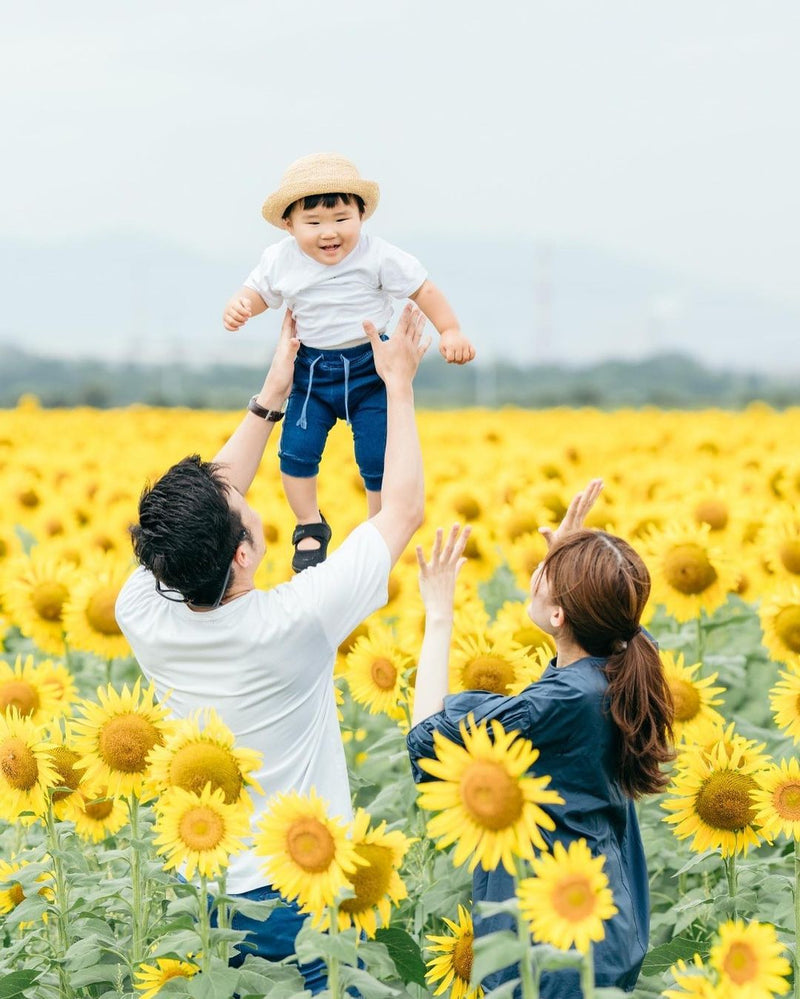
130,455,250,606
282,192,366,221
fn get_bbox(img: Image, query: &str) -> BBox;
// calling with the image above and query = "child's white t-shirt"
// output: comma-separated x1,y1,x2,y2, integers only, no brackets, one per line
243,233,427,349
115,522,391,894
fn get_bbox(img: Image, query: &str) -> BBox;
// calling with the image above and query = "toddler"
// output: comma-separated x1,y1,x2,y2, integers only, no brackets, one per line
223,152,474,571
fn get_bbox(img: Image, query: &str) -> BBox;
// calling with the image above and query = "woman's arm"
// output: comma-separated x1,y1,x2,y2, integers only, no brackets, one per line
410,524,471,726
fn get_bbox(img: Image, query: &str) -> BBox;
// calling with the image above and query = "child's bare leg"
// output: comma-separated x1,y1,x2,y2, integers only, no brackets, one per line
366,489,382,518
282,473,323,551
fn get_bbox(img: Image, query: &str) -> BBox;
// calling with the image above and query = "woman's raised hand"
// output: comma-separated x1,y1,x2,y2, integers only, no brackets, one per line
539,478,604,550
416,524,471,621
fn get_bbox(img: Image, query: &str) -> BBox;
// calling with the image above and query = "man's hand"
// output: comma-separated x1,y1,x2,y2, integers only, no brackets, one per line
439,329,476,365
364,305,431,393
223,296,253,331
258,310,300,404
539,478,604,550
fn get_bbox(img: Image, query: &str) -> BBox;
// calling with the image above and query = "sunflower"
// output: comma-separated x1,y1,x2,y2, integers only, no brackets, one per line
663,955,720,999
517,838,618,953
0,655,63,724
662,736,770,857
416,718,563,874
751,758,800,842
644,522,736,622
490,600,555,655
345,625,413,721
134,958,199,999
0,710,59,822
43,721,86,819
769,670,800,743
72,679,173,799
761,507,800,579
146,707,263,809
760,586,800,667
37,660,78,716
507,646,554,696
660,652,725,745
426,904,483,999
62,556,131,660
709,919,791,998
0,550,77,655
153,784,251,880
324,808,412,937
253,788,362,917
67,787,129,842
449,634,532,696
0,857,52,917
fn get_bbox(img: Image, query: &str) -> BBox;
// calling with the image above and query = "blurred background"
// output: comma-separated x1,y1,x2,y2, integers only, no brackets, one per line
2,1,799,407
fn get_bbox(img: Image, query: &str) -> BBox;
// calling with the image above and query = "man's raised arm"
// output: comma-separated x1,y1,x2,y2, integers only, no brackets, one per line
364,305,430,565
213,310,300,494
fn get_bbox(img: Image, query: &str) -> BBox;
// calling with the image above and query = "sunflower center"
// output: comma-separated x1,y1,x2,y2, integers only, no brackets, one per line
86,589,122,636
670,678,701,722
775,606,800,654
340,843,394,913
0,680,40,718
31,582,68,623
693,499,729,531
452,934,474,982
551,874,596,921
779,540,800,575
453,495,481,521
775,782,800,820
98,713,162,773
695,771,757,831
169,742,243,804
461,656,516,695
84,795,115,821
369,658,397,691
663,544,718,595
722,942,758,984
0,737,39,791
48,746,83,801
286,817,336,873
460,759,524,830
178,805,225,851
7,882,25,907
508,513,539,541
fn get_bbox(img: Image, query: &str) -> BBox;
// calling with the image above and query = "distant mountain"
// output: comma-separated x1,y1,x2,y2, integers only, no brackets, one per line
0,231,798,373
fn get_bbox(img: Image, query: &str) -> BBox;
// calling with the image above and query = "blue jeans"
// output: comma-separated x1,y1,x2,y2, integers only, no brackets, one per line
279,340,388,492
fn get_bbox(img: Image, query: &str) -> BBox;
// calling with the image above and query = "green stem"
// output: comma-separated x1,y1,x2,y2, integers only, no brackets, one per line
216,873,229,964
515,857,538,999
794,839,800,999
724,853,738,917
45,802,75,999
128,795,145,969
580,944,595,999
104,656,114,687
695,615,705,665
327,904,341,999
199,874,212,976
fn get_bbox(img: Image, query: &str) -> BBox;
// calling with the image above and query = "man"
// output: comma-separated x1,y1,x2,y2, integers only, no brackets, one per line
115,305,428,987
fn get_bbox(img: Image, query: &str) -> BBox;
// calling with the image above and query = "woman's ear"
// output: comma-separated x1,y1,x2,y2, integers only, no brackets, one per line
550,604,566,631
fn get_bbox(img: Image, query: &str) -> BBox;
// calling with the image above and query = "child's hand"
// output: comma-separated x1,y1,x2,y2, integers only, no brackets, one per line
223,296,253,332
439,329,476,365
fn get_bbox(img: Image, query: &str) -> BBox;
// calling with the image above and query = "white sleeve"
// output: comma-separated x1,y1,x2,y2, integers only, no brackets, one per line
287,522,390,648
377,239,428,299
243,245,284,309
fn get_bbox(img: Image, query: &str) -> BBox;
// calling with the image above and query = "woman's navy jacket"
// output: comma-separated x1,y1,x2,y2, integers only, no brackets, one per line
406,655,649,998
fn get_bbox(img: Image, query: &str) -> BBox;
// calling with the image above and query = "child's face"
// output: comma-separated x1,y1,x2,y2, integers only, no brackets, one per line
284,197,363,266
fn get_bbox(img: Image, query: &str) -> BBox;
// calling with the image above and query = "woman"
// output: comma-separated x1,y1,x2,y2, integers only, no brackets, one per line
406,480,674,997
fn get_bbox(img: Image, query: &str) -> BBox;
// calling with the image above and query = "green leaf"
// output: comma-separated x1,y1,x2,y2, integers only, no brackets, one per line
68,962,124,988
483,977,521,998
471,930,525,984
339,966,402,998
375,927,427,988
671,850,717,877
294,923,359,965
640,935,710,975
235,957,311,998
0,971,41,999
187,965,240,999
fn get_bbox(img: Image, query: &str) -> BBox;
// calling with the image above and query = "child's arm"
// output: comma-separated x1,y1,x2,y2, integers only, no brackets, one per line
409,280,475,364
223,286,268,332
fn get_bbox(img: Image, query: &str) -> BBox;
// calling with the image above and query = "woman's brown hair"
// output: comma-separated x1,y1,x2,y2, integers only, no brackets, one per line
541,529,674,798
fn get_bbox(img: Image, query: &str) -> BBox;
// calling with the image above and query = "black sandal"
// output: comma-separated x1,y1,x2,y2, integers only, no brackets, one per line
291,514,332,573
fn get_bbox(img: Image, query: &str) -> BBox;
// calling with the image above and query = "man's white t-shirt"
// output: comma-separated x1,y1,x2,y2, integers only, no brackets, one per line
115,522,391,894
243,233,427,349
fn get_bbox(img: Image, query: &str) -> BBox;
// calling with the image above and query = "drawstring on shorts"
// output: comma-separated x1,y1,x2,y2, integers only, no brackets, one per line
296,354,322,430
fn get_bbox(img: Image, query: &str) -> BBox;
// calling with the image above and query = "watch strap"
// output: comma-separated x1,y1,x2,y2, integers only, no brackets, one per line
248,395,285,422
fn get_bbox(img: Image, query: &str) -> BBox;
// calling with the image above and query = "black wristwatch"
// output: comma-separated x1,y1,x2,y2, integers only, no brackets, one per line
248,395,285,422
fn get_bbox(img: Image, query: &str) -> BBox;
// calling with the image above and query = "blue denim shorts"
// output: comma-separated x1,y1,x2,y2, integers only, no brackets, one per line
279,340,388,492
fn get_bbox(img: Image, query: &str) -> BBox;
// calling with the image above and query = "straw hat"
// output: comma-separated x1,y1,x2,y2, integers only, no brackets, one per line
261,153,380,228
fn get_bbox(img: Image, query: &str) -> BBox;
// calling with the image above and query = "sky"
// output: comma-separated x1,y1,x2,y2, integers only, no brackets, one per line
2,1,800,364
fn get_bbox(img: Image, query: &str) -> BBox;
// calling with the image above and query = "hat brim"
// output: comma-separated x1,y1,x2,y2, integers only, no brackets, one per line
262,179,380,228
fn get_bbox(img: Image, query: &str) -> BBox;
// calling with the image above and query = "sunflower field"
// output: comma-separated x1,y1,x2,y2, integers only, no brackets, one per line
2,399,800,999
